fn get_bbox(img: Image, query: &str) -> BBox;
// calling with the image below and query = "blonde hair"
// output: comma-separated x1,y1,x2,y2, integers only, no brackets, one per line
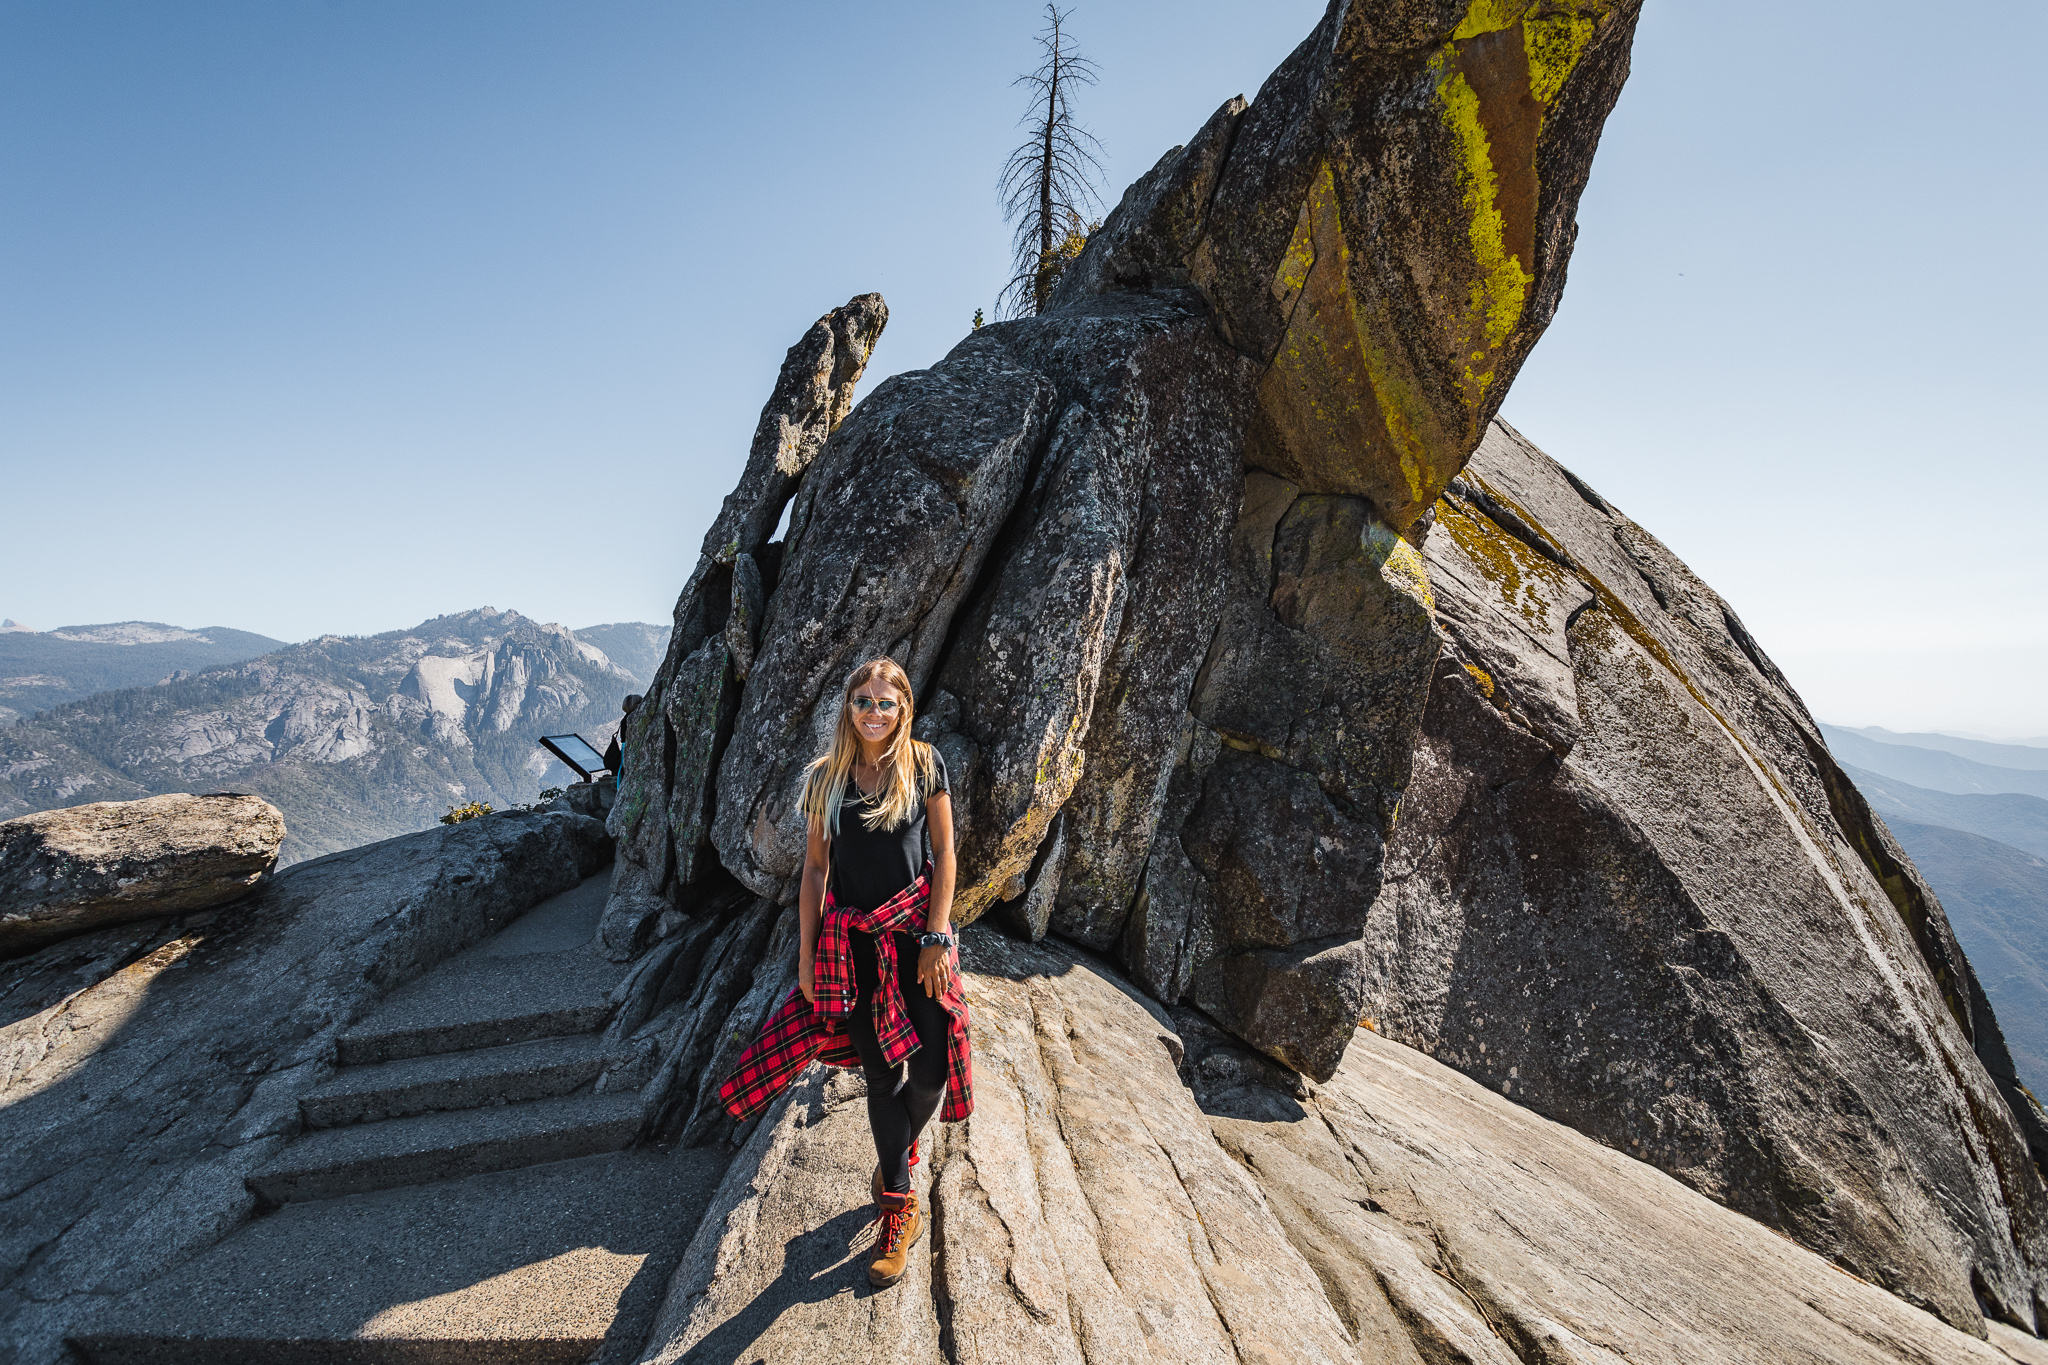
800,657,939,837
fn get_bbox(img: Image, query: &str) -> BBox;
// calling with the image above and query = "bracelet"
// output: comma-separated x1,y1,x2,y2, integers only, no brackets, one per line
918,930,955,949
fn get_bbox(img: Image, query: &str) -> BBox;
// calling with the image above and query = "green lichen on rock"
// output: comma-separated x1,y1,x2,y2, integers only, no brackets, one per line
1526,13,1600,105
1069,0,1640,535
1436,490,1574,630
1428,48,1532,396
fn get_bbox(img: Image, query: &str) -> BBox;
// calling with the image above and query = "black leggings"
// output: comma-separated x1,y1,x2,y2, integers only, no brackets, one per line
848,928,949,1195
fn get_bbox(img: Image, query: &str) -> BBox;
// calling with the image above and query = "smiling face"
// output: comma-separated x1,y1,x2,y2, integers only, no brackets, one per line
849,677,905,751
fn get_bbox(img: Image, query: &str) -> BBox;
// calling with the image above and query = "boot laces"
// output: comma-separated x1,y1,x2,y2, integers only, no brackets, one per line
880,1205,909,1255
868,1200,911,1257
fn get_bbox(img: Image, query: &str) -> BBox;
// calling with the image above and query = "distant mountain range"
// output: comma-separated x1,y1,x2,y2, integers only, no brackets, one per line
1820,723,2048,799
567,622,671,691
1836,726,2048,1098
0,621,289,724
0,608,670,864
1830,724,2048,770
1843,763,2048,860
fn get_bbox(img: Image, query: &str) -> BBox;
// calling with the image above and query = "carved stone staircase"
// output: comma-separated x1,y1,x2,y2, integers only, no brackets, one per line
72,873,730,1365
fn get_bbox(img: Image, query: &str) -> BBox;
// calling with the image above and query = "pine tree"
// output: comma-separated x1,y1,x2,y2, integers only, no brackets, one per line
998,6,1104,318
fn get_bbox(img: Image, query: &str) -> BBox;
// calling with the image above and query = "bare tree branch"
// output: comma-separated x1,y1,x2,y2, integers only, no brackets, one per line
997,4,1105,318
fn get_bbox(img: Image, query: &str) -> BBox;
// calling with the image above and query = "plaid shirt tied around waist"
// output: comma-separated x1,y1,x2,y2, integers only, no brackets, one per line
718,870,972,1124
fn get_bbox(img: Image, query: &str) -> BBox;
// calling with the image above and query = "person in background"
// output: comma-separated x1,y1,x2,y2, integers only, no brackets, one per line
603,694,642,777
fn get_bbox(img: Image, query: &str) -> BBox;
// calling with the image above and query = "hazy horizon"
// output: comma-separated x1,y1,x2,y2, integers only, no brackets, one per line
6,1,2041,736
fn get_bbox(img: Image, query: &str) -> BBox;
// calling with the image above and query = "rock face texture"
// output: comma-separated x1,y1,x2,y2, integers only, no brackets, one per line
1131,473,1440,1079
0,809,611,1365
634,929,2035,1365
1348,422,2048,1332
604,294,889,958
0,794,285,958
587,0,2048,1342
1053,0,1643,534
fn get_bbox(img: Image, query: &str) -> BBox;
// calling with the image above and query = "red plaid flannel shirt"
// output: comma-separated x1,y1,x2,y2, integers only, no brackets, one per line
718,871,972,1123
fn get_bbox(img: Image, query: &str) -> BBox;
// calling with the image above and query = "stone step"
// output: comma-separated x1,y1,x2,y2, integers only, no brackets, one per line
248,1090,645,1205
73,1146,731,1365
301,1033,609,1129
336,948,625,1066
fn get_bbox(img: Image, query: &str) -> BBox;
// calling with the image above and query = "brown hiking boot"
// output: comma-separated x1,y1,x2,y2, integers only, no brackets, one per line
868,1189,925,1287
870,1136,920,1207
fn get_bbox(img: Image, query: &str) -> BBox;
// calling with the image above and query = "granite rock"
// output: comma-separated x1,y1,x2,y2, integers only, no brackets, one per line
1057,0,1645,533
569,1,2042,1334
1356,421,2048,1333
633,929,2035,1365
940,291,1257,926
0,810,610,1365
605,295,885,947
1120,470,1439,1077
711,334,1058,897
0,794,285,958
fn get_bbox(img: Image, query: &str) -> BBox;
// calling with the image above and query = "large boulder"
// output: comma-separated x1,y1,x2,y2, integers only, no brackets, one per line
0,794,285,958
1357,421,2048,1332
710,330,1059,901
575,0,2046,1339
1055,0,1644,534
1121,472,1440,1077
0,809,611,1365
933,292,1256,925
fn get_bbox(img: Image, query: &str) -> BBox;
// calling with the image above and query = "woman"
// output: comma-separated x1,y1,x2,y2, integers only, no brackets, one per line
716,657,971,1288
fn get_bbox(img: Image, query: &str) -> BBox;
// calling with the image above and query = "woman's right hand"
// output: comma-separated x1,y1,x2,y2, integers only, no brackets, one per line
798,950,816,1004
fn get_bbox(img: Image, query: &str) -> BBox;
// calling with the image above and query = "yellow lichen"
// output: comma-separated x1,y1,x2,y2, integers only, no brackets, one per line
1436,493,1571,630
1272,198,1316,305
1452,0,1523,41
1354,292,1438,510
1463,663,1496,699
1220,730,1287,761
1524,14,1597,105
1363,517,1437,612
1262,160,1441,521
1430,54,1532,395
1313,163,1437,510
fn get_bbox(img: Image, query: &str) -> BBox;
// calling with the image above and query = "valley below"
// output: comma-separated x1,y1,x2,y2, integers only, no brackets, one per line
0,609,668,864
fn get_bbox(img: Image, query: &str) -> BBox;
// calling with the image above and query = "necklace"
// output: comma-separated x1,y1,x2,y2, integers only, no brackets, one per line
853,759,886,799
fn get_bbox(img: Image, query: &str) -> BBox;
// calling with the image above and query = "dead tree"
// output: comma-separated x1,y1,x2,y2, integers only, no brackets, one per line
998,5,1105,317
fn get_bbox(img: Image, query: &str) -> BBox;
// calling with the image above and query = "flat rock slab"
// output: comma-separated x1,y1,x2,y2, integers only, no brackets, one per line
0,793,285,957
476,873,609,957
634,928,2042,1365
637,929,1366,1364
639,1068,944,1364
73,1145,729,1365
1206,1022,2036,1365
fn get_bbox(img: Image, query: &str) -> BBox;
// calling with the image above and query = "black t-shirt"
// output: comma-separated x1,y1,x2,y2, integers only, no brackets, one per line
828,747,949,911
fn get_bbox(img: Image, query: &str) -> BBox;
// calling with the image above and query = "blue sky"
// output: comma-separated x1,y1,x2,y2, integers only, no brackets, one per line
3,1,2042,736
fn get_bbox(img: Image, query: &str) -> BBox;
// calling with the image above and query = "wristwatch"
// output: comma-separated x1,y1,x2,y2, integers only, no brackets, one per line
918,930,955,949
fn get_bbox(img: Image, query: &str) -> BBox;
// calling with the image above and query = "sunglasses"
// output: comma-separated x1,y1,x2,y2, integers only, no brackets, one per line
849,697,901,714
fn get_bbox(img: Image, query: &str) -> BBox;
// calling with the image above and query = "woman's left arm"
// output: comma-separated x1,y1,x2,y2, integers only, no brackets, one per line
918,791,956,997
